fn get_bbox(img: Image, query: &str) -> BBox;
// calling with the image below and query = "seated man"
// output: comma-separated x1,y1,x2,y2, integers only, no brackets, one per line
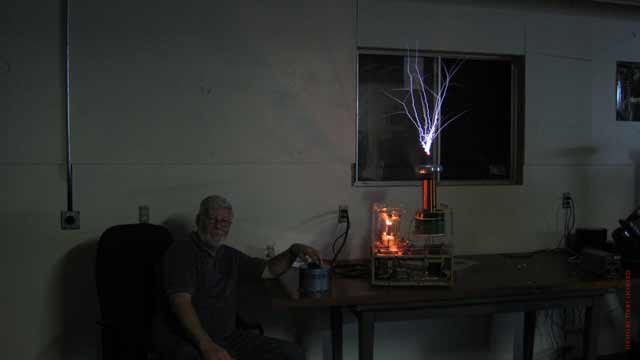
154,195,320,360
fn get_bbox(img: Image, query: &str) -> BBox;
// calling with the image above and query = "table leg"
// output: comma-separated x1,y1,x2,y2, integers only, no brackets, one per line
358,311,375,360
584,295,602,360
513,311,536,360
330,306,342,360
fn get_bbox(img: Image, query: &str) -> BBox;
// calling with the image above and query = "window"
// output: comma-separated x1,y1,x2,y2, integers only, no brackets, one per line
356,49,524,185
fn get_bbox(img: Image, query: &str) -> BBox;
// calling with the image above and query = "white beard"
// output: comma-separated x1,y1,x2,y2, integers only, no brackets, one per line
198,230,223,249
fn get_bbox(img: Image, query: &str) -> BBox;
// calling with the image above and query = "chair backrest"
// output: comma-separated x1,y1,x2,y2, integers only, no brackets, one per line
96,223,173,360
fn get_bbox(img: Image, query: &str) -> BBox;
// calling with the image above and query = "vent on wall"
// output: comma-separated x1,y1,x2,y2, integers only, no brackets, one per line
593,0,640,6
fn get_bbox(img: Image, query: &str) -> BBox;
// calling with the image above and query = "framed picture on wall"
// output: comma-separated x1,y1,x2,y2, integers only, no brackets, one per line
616,61,640,122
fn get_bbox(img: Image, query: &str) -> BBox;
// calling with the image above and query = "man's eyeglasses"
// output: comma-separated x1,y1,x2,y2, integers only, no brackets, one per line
205,217,233,228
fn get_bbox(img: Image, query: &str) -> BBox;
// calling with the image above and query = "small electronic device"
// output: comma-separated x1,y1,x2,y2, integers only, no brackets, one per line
575,227,607,250
580,247,622,278
613,207,640,264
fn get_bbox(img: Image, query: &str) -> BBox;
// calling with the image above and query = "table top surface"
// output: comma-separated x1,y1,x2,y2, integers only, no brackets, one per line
266,250,626,308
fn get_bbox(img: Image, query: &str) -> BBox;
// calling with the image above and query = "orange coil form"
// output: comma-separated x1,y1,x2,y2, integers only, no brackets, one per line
422,178,437,212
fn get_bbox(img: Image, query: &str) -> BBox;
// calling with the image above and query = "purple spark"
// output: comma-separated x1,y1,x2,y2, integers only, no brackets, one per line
385,50,464,156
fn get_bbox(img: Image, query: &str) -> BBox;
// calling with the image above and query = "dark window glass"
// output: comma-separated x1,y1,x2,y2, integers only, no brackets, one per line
440,58,512,181
356,50,523,185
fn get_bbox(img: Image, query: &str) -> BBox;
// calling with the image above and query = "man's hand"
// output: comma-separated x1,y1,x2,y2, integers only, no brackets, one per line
267,243,323,277
199,338,235,360
169,294,234,360
289,243,322,265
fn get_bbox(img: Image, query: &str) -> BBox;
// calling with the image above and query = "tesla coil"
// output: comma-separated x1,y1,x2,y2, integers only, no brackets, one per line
371,165,454,286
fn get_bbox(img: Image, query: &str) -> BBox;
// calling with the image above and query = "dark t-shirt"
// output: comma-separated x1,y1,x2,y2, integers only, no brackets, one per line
156,233,266,345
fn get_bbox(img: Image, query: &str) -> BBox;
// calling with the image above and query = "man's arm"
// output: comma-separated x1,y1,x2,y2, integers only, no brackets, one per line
169,293,234,360
266,243,322,277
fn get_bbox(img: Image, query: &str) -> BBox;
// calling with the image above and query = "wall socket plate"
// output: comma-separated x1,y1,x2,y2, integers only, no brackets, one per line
338,205,349,223
562,192,572,209
60,210,80,230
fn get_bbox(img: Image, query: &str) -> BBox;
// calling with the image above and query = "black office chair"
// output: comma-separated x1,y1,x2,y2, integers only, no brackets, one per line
96,223,263,360
96,223,173,360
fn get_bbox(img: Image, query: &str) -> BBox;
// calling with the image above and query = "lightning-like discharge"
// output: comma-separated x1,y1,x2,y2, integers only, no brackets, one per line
385,50,465,156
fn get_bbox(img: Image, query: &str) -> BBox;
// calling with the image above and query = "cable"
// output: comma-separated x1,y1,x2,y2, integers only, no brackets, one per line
332,263,370,278
501,250,547,258
330,214,350,267
569,197,576,234
566,198,581,261
544,207,588,360
556,196,580,262
331,227,348,255
328,211,369,278
556,199,569,249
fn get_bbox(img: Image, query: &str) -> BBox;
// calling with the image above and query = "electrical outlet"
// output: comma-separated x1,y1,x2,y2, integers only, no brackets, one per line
338,205,349,223
60,210,80,230
139,205,150,223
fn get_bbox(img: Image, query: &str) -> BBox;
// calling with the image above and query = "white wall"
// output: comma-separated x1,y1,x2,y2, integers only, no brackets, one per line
1,0,639,359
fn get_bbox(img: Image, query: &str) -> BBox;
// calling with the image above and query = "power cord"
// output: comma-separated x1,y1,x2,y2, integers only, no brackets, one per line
330,213,350,267
329,213,371,278
332,263,370,278
557,195,576,249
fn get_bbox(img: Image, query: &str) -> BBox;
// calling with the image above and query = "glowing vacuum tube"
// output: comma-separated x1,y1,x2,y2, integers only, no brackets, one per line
371,204,403,256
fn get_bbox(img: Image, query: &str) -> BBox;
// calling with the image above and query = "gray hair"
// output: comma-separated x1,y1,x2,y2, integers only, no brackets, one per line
196,195,233,229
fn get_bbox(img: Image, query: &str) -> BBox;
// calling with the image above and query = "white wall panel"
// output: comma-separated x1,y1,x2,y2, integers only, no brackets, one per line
525,54,594,165
358,0,526,54
525,13,593,60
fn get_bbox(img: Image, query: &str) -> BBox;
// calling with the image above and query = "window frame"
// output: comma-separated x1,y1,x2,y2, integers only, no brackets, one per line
354,47,525,187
